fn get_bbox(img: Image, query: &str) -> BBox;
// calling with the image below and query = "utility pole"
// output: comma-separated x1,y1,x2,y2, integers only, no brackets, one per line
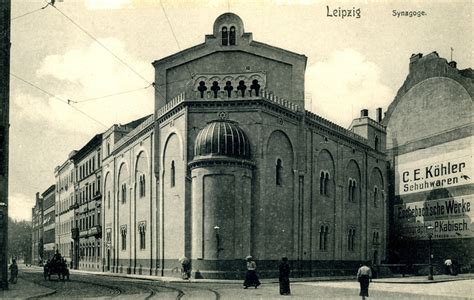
0,0,11,291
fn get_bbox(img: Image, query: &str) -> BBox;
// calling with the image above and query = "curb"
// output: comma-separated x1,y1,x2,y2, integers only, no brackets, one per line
373,276,474,284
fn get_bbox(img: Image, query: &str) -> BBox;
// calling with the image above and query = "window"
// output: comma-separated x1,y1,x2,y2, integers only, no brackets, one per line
170,161,176,187
229,26,236,45
121,226,127,251
138,222,146,250
121,183,127,203
221,26,228,45
352,181,357,202
276,159,283,186
319,171,325,195
107,143,110,156
374,135,379,151
374,186,378,207
348,179,357,202
211,81,220,98
319,225,329,251
198,81,207,98
348,228,356,251
107,191,111,209
250,80,260,96
319,171,331,196
139,174,146,197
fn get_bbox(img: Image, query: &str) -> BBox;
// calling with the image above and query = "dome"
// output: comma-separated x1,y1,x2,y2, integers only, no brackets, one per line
194,120,251,160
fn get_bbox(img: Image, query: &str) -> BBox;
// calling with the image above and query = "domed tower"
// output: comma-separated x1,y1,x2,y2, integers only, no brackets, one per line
189,119,254,279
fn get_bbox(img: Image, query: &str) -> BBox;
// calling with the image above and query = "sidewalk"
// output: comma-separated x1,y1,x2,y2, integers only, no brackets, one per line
68,267,474,285
0,277,55,299
373,273,474,284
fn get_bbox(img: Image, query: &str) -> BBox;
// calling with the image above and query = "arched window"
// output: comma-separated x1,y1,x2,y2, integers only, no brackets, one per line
121,183,127,204
348,179,353,202
373,186,378,207
319,171,325,195
198,81,207,98
374,135,379,151
348,228,356,251
221,26,228,46
171,161,176,187
324,172,330,196
320,225,329,251
211,81,220,98
276,159,283,186
139,174,146,198
229,26,236,45
324,226,329,250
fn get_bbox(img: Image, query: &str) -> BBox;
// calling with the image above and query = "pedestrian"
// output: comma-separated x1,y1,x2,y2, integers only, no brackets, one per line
179,256,191,279
243,255,261,289
279,257,291,295
9,259,18,284
444,258,453,275
357,262,372,299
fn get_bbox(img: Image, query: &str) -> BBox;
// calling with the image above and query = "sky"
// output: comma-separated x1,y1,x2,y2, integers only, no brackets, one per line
8,0,473,221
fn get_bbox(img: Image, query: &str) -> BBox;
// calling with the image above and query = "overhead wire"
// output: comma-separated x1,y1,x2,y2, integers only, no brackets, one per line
73,84,154,104
10,73,108,128
48,3,153,86
11,6,45,21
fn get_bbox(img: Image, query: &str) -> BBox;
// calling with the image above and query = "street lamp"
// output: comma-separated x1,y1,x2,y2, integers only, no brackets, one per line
426,225,434,280
214,226,224,258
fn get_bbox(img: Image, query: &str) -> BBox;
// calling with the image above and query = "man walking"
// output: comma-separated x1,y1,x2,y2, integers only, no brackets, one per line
357,262,372,299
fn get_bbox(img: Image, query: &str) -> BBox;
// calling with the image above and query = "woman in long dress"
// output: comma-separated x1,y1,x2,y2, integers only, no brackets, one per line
243,256,261,289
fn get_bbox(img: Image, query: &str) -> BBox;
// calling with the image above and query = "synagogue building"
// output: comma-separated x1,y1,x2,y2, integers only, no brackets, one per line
101,13,388,278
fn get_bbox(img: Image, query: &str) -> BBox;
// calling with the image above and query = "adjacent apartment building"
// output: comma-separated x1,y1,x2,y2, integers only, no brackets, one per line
42,185,56,261
384,52,473,270
71,134,103,271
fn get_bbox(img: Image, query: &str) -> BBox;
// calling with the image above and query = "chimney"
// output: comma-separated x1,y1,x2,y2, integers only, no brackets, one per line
376,108,383,123
360,109,368,118
448,61,457,68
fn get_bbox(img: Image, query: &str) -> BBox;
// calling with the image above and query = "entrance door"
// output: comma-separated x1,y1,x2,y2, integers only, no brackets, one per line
373,250,379,265
107,249,110,271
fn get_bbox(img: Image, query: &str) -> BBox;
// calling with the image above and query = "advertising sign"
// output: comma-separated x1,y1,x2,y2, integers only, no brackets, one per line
394,195,474,240
395,137,472,196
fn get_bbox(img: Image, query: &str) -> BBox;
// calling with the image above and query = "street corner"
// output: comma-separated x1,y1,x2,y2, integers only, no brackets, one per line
0,277,55,299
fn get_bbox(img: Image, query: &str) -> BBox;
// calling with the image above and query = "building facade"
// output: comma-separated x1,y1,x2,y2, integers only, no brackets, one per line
42,185,56,261
101,13,388,279
54,153,76,265
384,52,473,271
31,193,43,265
71,135,103,271
102,116,154,274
